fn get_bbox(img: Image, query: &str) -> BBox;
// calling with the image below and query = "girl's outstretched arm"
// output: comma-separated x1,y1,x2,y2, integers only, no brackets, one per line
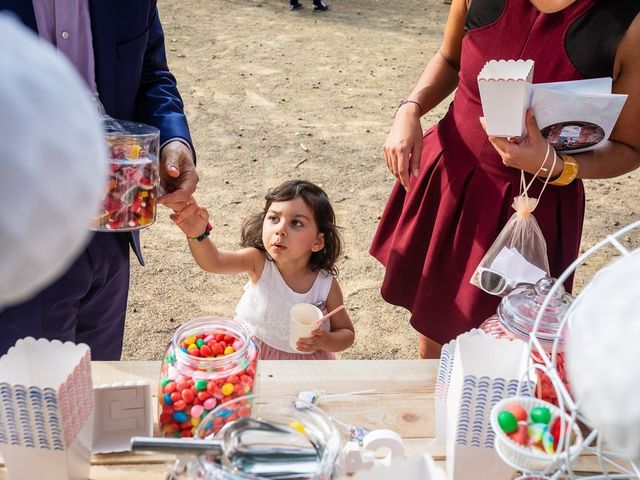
297,279,355,354
171,198,263,279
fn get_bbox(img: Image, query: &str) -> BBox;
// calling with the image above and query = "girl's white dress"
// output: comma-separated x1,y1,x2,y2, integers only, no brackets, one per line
235,259,335,360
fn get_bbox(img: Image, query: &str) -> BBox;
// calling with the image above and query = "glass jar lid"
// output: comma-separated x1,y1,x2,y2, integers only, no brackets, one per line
497,277,573,345
91,93,159,139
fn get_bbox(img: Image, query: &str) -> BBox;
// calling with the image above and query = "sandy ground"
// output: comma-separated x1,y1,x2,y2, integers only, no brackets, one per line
123,0,640,361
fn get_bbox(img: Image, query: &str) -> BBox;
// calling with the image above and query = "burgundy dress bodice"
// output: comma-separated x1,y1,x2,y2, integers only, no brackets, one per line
444,0,596,173
369,0,622,344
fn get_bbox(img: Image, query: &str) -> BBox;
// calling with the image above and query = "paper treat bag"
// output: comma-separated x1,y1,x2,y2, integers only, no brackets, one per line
0,338,94,480
478,59,534,137
445,333,530,480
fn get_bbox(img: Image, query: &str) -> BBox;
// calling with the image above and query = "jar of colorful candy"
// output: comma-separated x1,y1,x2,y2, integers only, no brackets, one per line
479,277,573,404
91,116,160,231
159,317,260,438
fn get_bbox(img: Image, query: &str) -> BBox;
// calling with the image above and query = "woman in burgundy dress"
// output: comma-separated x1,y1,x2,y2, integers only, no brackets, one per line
370,0,640,358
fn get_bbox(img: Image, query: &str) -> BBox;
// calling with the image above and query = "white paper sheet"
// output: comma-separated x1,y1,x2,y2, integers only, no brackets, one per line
531,78,627,154
489,246,547,286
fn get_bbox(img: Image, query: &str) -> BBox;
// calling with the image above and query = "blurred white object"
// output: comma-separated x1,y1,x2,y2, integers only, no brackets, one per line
341,429,405,475
341,429,446,479
0,15,106,308
351,453,446,480
566,250,640,464
343,441,374,474
92,381,153,453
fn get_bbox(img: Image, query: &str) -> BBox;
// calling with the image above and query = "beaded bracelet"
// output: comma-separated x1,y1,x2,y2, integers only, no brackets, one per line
190,222,212,242
394,99,423,118
549,154,579,186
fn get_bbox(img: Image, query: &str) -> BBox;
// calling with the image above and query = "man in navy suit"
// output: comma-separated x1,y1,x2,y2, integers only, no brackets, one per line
0,1,198,359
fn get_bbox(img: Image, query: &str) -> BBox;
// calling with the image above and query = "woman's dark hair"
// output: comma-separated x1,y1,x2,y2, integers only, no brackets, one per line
240,180,342,275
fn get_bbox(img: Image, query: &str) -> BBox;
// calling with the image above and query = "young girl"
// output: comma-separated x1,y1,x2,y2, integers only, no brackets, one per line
171,180,354,360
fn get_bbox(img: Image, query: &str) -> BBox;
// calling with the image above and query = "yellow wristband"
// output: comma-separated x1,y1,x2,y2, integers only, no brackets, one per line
549,154,579,186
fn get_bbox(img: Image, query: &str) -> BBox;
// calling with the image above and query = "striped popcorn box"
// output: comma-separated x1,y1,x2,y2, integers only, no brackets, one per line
0,337,94,480
445,332,531,480
434,329,486,446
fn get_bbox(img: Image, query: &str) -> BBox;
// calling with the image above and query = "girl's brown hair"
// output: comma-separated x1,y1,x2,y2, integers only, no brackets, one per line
240,180,342,275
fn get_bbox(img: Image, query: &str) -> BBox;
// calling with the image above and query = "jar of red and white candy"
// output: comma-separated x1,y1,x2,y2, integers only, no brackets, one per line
479,278,573,405
92,119,160,231
158,317,260,438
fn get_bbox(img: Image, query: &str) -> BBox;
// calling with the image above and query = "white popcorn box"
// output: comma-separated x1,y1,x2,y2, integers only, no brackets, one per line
445,333,532,480
478,59,535,137
434,329,485,446
0,337,94,480
92,381,153,453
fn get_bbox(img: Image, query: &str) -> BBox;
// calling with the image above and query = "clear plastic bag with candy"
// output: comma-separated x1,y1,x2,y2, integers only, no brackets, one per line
92,102,160,231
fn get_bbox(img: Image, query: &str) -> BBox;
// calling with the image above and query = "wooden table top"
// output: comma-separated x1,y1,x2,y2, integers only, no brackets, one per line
0,360,619,479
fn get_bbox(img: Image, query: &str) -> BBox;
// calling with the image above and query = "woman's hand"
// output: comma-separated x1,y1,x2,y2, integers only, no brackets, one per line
296,326,328,353
170,197,210,238
383,103,424,191
483,109,563,178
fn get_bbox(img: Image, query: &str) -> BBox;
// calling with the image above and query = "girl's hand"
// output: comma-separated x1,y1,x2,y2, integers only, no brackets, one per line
483,109,562,178
296,326,328,353
170,197,210,238
383,103,424,191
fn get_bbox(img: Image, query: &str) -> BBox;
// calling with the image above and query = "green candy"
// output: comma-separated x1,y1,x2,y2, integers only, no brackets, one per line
196,339,205,347
497,411,518,433
166,352,176,366
195,379,208,391
530,406,552,425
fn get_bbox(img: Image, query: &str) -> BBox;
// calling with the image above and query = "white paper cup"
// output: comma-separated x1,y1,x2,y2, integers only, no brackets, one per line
289,303,323,352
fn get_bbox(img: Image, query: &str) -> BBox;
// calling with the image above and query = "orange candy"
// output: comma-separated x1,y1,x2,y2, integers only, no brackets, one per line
506,402,528,422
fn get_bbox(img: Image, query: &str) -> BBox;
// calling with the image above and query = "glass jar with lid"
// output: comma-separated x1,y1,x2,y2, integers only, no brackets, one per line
91,96,160,231
479,277,573,404
188,394,343,480
159,317,260,438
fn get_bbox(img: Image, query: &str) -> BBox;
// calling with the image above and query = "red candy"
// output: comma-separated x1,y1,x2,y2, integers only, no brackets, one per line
507,421,528,446
181,389,195,403
548,416,574,450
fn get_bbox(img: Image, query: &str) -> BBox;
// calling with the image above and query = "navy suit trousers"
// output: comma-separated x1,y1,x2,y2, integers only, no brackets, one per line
0,233,130,360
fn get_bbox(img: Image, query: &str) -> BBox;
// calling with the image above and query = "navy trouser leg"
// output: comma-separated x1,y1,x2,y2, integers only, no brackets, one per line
0,232,130,360
75,233,130,360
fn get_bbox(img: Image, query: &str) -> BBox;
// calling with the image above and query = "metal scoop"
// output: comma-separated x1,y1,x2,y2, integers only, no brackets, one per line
131,416,323,479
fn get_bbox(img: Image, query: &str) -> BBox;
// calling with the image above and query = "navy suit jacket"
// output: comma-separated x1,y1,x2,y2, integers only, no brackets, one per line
0,0,194,265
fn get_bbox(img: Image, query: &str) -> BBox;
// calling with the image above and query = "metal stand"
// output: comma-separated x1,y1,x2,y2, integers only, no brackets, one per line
521,219,640,479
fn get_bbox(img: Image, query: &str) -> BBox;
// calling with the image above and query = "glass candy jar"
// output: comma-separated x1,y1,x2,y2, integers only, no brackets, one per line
191,394,343,480
92,116,160,231
479,278,573,404
159,317,260,438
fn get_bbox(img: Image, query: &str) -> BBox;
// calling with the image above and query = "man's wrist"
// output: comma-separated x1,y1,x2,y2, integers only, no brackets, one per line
161,138,193,156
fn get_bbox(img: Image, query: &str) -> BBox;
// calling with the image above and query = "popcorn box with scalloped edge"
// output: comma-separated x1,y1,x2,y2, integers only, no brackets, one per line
478,59,535,137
